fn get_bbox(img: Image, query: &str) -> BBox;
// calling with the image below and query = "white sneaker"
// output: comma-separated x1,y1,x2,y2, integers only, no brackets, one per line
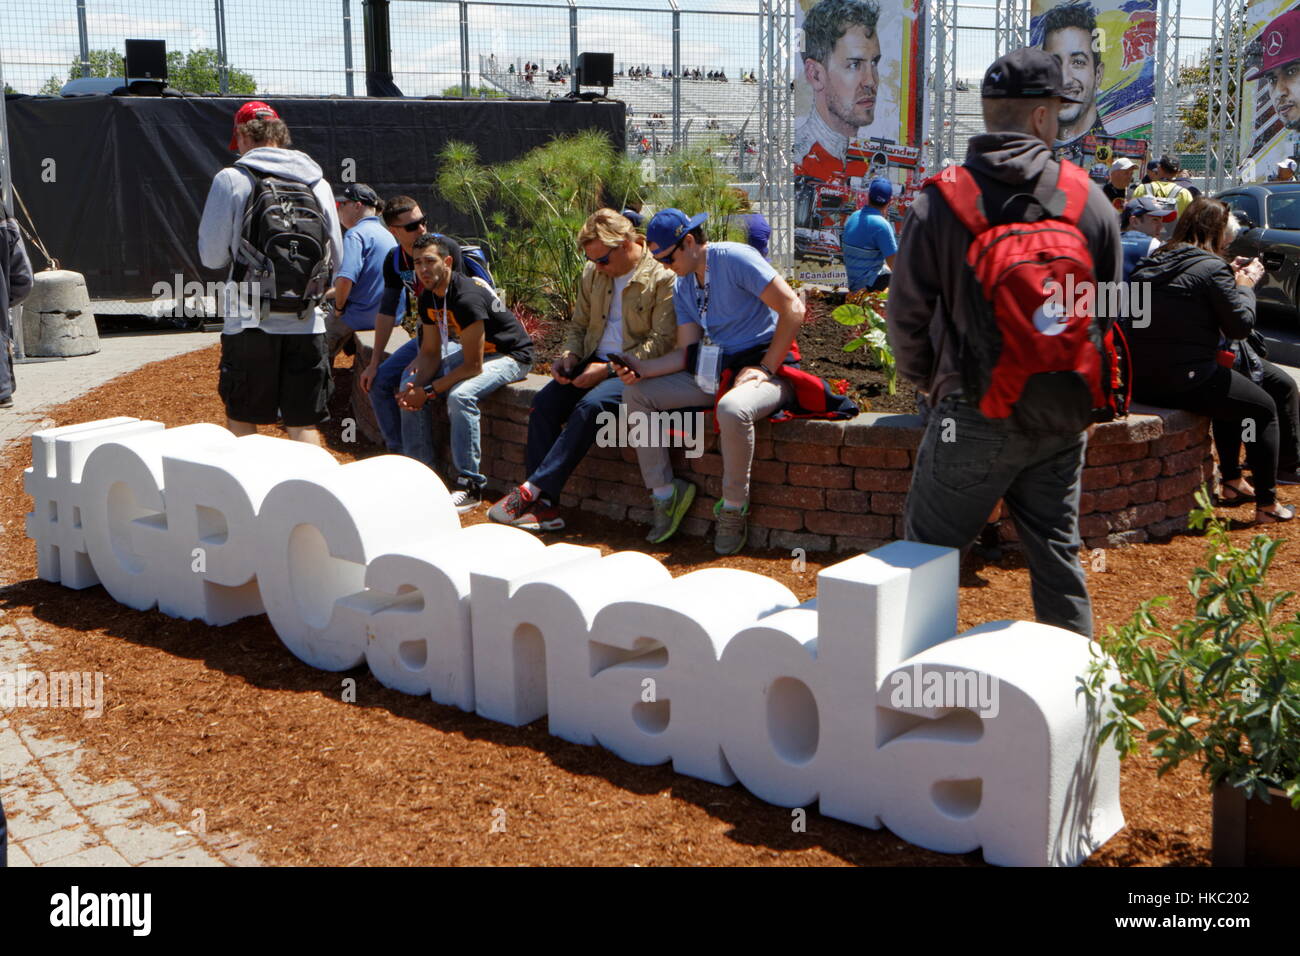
451,478,483,514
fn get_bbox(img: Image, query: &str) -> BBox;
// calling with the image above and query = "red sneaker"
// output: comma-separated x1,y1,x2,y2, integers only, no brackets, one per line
487,485,533,524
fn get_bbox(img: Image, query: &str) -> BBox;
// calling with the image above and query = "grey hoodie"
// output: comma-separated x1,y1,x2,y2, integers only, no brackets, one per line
198,147,343,336
887,132,1123,407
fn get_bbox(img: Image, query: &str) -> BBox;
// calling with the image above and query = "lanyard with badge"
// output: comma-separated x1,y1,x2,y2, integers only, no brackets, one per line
693,257,723,394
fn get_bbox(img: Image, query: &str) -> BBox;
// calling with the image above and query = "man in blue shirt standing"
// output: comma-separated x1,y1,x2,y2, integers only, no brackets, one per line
328,183,397,359
841,177,898,291
614,208,806,555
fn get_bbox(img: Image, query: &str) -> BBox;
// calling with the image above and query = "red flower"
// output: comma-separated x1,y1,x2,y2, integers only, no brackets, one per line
831,378,850,396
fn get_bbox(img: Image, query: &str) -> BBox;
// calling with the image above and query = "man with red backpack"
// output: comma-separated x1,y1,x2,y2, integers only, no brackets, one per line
887,48,1122,638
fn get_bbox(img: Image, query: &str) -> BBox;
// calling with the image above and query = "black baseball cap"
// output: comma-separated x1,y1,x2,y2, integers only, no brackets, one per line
335,182,381,206
981,47,1081,103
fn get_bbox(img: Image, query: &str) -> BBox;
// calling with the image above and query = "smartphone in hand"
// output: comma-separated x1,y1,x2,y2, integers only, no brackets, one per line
608,353,639,377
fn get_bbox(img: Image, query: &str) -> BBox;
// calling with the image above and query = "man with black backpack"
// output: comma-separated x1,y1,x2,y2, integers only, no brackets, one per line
199,101,343,445
887,48,1123,639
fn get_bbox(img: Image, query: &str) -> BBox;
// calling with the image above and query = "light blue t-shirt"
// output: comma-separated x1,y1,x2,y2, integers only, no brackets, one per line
841,206,898,291
673,241,778,355
336,215,398,331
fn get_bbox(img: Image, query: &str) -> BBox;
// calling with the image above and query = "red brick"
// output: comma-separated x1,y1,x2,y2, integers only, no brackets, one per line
754,439,774,460
689,453,724,477
1162,447,1207,477
840,446,911,468
1094,487,1130,512
894,516,907,538
595,480,653,506
564,476,595,498
1129,480,1158,504
492,420,529,443
1080,491,1097,515
833,536,891,554
826,489,871,512
1082,466,1119,491
1164,492,1198,518
1086,441,1149,466
774,441,841,465
854,468,912,493
581,458,637,483
1149,431,1191,456
589,443,621,460
620,446,639,463
788,464,853,488
750,460,788,484
499,443,526,464
750,504,804,531
871,492,908,515
1158,472,1204,500
750,485,825,509
1134,501,1168,526
688,496,719,520
805,512,893,537
503,404,532,425
1080,514,1110,537
1117,458,1162,483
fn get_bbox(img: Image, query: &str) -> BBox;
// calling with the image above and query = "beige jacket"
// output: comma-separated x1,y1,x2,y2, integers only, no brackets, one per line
561,244,677,361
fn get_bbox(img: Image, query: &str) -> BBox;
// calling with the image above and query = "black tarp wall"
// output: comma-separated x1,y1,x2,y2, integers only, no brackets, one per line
4,94,625,298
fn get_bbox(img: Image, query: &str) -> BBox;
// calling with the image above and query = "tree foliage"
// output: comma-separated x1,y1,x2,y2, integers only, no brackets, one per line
38,47,255,96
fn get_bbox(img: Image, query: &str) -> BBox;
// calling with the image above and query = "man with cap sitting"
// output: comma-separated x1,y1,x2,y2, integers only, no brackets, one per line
1274,158,1298,182
886,47,1121,638
1119,195,1176,281
1104,157,1136,209
198,101,343,446
328,182,397,361
841,177,898,292
612,208,808,554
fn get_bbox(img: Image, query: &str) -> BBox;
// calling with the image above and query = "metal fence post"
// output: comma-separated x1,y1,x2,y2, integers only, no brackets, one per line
670,1,681,151
0,45,23,360
76,0,91,78
459,1,471,96
568,0,578,78
343,0,355,96
215,0,230,94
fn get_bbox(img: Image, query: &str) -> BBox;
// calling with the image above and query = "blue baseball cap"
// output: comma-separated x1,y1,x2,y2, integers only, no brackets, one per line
867,178,893,205
646,208,709,259
744,213,771,258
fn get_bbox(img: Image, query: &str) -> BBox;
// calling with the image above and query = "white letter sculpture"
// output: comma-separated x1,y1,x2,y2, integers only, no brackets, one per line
24,420,1124,866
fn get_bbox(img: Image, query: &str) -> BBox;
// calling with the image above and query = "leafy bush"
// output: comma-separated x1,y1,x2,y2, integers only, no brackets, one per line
830,289,896,394
1085,487,1300,808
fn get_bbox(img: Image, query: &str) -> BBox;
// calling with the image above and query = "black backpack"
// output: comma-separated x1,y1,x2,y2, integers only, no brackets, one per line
234,167,332,318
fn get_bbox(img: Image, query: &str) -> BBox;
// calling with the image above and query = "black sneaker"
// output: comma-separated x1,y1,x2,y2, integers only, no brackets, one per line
450,477,483,514
0,396,12,408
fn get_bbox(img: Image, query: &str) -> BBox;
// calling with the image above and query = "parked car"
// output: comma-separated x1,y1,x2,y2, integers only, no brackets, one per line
1217,182,1300,320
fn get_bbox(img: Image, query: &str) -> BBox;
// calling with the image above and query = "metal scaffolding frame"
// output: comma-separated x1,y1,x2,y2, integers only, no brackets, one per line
994,0,1027,58
1152,0,1181,158
930,0,959,171
758,0,793,274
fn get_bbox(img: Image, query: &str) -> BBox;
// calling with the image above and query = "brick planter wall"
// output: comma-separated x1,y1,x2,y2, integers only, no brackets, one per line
347,331,1213,553
454,374,1213,554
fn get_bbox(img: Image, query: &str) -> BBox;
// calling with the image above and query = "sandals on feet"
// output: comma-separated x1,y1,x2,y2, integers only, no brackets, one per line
1216,483,1256,506
1255,504,1295,524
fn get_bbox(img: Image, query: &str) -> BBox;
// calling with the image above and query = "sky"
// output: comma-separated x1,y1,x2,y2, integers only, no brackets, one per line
1,0,1223,97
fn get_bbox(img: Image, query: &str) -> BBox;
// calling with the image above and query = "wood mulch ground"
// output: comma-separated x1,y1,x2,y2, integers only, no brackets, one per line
3,342,1292,866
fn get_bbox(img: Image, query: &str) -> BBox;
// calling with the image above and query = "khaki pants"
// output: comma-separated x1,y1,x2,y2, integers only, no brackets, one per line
623,369,791,504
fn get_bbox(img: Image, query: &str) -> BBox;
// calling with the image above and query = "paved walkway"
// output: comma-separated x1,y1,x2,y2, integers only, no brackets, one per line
1,325,255,867
1,328,216,449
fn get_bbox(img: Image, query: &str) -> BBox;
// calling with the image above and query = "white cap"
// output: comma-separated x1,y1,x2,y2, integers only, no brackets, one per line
1110,157,1137,172
1279,158,1297,171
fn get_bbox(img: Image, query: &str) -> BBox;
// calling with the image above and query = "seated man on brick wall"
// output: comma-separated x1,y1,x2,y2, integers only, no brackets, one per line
616,209,854,555
396,234,533,513
488,209,677,531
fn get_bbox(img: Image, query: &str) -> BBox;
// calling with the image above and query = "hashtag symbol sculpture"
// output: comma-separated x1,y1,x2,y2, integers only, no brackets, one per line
24,418,165,588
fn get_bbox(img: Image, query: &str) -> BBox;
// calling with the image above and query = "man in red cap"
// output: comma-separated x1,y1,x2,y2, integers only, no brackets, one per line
198,101,343,445
1250,9,1300,131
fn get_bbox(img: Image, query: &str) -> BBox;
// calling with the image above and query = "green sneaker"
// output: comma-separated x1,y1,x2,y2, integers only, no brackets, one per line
646,479,697,544
712,499,749,555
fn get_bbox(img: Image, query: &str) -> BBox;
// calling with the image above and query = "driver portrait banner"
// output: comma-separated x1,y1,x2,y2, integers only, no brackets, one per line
1241,0,1300,180
793,0,927,284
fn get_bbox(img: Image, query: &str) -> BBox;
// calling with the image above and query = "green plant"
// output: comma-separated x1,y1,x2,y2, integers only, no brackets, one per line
651,146,746,243
1085,487,1300,808
436,131,648,318
830,289,895,394
40,47,255,95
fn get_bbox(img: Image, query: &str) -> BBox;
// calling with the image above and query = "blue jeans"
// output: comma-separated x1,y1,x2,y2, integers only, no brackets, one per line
441,352,530,484
526,374,625,502
371,337,462,462
904,395,1093,638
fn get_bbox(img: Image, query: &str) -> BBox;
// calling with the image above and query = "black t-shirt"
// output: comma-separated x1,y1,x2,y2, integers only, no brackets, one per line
378,234,465,318
1102,181,1128,210
419,272,534,365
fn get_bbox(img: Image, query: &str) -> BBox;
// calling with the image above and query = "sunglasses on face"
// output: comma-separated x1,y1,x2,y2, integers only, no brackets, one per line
653,242,681,265
399,216,428,234
586,245,618,266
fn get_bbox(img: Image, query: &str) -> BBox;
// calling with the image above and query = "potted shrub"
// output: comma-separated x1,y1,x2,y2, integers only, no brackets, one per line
1085,488,1300,865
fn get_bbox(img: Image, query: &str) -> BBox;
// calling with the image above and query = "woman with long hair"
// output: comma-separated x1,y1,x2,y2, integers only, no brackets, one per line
1127,197,1294,523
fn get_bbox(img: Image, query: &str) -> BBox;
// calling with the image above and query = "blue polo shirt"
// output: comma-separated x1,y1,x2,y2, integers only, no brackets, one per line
841,205,898,291
673,241,778,355
335,215,398,331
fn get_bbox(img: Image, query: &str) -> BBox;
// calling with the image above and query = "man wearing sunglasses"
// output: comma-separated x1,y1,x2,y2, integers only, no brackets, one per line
359,195,467,463
488,208,677,531
613,208,807,555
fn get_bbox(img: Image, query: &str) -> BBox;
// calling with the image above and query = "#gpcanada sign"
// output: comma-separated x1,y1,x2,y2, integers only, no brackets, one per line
24,419,1124,866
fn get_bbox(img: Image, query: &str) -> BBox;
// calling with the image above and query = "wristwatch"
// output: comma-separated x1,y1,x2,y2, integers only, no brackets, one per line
758,362,776,378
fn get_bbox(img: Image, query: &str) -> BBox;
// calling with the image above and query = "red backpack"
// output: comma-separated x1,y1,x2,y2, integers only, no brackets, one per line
930,160,1130,432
